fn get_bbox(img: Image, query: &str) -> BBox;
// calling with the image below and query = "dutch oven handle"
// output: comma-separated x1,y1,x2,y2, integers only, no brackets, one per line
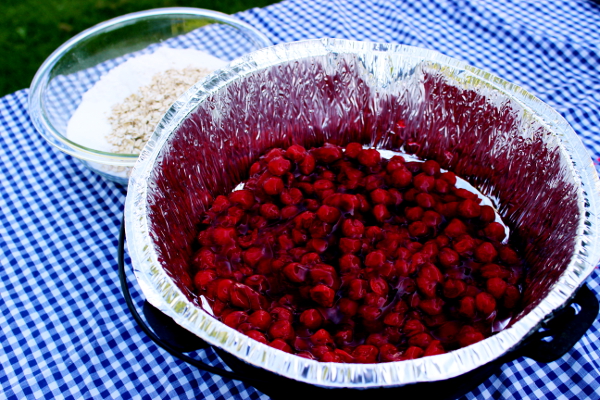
118,218,263,385
509,284,599,363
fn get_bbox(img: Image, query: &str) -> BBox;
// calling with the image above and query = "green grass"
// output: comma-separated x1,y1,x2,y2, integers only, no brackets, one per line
0,0,279,97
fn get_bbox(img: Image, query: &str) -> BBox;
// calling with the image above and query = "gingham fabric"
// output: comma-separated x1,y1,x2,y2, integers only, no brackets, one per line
1,0,600,399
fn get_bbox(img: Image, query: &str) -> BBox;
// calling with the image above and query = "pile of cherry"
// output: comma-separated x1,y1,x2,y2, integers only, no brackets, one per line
191,143,524,363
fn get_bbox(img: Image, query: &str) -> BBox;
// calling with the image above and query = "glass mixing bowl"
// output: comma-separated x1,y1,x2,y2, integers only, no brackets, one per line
29,7,272,185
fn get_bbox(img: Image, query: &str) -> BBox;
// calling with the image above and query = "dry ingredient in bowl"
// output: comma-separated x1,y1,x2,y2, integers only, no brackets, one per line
66,47,227,157
108,67,212,154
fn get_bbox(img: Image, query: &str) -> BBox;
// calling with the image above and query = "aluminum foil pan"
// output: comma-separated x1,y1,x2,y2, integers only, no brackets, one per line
124,39,600,388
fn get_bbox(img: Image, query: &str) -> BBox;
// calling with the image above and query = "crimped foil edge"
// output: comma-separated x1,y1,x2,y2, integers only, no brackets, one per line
125,38,600,388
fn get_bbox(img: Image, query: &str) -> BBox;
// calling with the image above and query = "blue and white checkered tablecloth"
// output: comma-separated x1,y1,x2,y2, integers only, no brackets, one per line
1,0,600,399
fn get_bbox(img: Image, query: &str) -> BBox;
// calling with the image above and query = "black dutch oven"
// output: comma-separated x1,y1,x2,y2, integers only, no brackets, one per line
121,40,600,399
118,222,599,400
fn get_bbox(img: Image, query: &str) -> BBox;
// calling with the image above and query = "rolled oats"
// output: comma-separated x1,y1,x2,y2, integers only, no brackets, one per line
107,67,212,154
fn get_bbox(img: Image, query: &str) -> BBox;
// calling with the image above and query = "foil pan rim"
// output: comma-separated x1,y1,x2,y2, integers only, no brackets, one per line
125,38,600,387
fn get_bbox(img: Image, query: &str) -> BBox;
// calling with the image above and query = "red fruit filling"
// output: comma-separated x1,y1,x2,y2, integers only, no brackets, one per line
190,143,525,363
